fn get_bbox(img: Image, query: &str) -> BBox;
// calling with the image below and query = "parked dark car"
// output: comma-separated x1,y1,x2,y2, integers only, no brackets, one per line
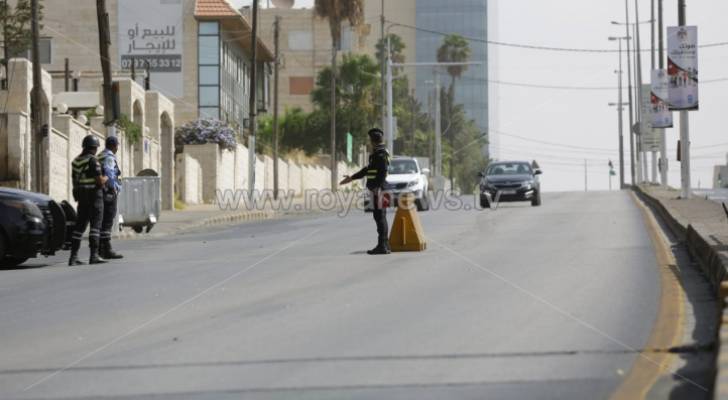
478,161,542,208
0,187,67,267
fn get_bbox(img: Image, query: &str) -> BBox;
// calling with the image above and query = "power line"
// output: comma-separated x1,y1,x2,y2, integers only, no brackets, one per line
387,20,728,53
492,129,617,153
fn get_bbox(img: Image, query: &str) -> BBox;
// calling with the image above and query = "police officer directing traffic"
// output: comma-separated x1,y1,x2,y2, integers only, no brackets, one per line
98,136,123,259
340,128,391,255
69,135,108,266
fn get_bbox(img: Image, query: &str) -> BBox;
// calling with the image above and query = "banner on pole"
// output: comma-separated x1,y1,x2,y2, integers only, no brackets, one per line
641,84,662,152
667,26,699,110
651,69,674,128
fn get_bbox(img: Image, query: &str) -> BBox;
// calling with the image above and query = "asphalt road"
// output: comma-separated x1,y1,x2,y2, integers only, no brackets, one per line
0,192,665,399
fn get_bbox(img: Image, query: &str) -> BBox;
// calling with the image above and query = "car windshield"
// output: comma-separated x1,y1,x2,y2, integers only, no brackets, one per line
486,163,532,176
389,159,418,175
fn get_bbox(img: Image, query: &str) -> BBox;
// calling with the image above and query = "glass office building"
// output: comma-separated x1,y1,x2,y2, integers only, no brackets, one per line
415,0,488,155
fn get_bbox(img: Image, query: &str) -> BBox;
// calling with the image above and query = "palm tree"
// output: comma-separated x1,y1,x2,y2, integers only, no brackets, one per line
314,0,363,191
436,34,471,189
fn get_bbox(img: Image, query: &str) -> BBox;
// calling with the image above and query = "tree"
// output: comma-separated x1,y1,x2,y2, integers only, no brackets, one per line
0,0,42,66
375,33,405,74
311,53,379,156
437,34,471,188
314,0,363,190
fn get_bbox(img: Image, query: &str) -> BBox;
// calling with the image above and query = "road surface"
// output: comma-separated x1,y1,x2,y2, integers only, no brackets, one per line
0,192,674,399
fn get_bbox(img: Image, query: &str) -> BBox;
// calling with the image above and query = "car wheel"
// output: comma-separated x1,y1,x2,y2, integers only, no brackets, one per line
531,191,542,207
480,195,491,209
1,257,29,268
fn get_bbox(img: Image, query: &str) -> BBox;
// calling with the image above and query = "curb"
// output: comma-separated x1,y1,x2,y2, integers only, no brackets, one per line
116,210,276,240
634,186,726,399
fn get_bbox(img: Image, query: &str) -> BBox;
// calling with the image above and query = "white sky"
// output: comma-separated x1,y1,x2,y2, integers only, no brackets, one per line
235,0,728,192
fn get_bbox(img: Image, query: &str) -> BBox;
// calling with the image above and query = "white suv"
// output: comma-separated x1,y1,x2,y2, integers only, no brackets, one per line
383,156,430,211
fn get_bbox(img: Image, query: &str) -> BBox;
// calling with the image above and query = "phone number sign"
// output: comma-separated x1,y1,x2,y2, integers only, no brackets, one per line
121,55,182,73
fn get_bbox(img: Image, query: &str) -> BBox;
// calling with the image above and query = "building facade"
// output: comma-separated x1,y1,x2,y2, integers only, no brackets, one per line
415,0,489,152
14,0,273,130
258,7,369,113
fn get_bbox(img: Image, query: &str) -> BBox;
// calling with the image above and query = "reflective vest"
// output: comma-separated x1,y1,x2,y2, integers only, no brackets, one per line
72,154,98,189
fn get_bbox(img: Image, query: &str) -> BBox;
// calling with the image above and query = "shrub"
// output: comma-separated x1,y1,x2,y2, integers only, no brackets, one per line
175,119,237,153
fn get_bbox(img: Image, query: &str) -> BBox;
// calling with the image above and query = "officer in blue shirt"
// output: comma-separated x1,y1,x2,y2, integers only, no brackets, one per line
98,136,123,259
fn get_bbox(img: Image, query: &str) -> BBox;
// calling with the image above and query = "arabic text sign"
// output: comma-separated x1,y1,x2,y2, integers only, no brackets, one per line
667,26,699,110
118,0,183,97
650,69,673,128
641,84,662,152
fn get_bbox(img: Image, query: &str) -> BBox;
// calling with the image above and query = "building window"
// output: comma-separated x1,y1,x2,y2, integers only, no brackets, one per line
198,21,220,120
288,31,313,50
24,37,52,64
289,76,314,95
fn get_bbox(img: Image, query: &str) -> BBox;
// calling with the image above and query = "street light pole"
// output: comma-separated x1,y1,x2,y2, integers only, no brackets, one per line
31,0,43,191
616,69,625,189
247,0,258,199
272,15,280,199
635,1,647,184
658,0,668,186
622,2,636,186
650,0,658,184
678,0,691,199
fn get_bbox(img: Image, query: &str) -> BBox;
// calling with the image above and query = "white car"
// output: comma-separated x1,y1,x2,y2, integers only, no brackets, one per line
383,156,430,211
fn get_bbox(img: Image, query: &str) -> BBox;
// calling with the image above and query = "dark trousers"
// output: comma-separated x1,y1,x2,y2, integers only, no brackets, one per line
100,191,118,245
71,188,104,254
371,189,389,247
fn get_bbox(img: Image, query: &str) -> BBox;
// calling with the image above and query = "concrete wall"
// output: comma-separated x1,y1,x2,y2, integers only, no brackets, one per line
177,144,362,204
175,153,203,205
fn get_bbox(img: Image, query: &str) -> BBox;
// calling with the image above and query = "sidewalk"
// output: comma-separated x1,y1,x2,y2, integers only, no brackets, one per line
636,185,728,399
117,196,333,239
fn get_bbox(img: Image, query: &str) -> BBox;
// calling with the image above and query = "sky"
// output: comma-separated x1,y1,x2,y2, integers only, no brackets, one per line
235,0,728,192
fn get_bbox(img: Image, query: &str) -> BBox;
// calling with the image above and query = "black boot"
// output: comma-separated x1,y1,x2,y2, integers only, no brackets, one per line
100,239,123,259
89,238,107,265
68,239,85,266
367,238,391,255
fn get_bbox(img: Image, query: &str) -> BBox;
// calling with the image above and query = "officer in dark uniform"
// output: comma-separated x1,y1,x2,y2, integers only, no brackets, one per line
98,136,123,259
340,128,391,255
69,135,108,266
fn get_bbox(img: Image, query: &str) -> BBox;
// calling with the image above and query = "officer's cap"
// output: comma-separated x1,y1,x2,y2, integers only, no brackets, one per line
82,135,100,149
367,128,384,142
106,135,119,147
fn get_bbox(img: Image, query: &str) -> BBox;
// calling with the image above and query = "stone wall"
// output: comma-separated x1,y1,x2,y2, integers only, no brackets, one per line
175,153,203,205
179,143,361,204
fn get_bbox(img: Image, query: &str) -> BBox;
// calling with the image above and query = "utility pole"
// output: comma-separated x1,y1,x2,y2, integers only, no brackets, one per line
658,0,668,186
272,16,280,200
635,2,646,184
64,58,70,92
434,71,442,178
330,33,338,191
96,0,116,138
380,0,386,136
678,0,690,199
385,36,394,155
623,0,636,186
247,0,259,198
650,0,658,184
30,0,42,191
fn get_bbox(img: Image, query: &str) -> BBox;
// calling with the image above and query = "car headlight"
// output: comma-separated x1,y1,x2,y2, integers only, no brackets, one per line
407,180,419,188
6,199,43,219
521,180,535,189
